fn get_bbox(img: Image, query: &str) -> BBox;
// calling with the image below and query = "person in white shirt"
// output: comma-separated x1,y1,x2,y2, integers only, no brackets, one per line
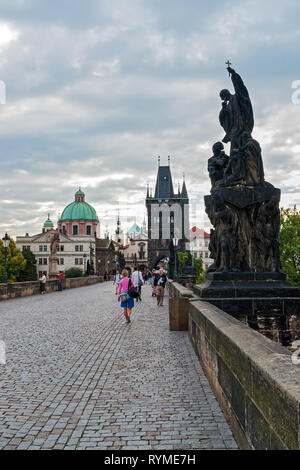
39,272,47,295
131,267,144,302
114,270,122,295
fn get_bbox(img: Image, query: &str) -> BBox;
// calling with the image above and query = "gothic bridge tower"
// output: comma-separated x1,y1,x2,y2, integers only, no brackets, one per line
146,157,189,270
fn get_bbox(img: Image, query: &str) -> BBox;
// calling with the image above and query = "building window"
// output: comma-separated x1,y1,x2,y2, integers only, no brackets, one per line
80,245,83,252
43,258,48,265
39,271,43,278
44,245,47,252
39,258,43,265
63,226,66,235
59,258,64,265
75,245,79,252
73,225,78,235
58,245,64,252
39,245,43,252
86,226,91,235
75,258,78,265
79,258,83,265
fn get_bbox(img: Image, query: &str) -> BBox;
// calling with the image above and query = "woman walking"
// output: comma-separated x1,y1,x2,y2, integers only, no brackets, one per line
118,269,136,324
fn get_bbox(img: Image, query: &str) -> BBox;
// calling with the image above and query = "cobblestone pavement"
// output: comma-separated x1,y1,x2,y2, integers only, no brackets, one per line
0,282,238,450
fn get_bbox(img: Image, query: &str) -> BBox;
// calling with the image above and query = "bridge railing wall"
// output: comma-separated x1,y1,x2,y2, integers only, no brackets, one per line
0,276,102,301
168,280,300,450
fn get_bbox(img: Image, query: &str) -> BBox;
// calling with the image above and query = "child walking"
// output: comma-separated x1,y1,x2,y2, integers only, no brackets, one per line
118,269,136,324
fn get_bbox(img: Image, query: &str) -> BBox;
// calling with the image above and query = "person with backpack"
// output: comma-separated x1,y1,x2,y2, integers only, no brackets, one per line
132,267,144,302
117,269,137,324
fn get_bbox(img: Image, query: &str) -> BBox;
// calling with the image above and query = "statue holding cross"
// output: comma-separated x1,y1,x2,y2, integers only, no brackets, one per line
219,62,254,155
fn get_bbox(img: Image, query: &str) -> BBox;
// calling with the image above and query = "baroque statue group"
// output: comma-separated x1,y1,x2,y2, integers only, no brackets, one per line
206,63,281,275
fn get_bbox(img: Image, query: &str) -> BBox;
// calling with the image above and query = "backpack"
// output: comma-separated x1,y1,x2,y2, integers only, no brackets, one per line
128,278,139,298
119,279,131,302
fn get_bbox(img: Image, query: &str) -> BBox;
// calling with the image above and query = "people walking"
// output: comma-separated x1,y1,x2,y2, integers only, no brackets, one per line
39,272,47,295
132,267,144,302
58,271,64,292
114,270,122,295
154,268,167,307
151,268,157,297
118,269,136,324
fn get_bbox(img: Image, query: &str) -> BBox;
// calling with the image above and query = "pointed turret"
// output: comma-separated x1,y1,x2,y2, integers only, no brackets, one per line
181,174,188,199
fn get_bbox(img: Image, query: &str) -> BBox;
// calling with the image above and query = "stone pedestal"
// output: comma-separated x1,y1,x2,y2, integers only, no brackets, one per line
49,256,59,280
194,272,300,316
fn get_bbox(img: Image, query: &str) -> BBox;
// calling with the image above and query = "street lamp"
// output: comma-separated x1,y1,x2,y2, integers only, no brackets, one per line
98,259,101,275
173,238,179,281
2,233,10,283
83,253,87,275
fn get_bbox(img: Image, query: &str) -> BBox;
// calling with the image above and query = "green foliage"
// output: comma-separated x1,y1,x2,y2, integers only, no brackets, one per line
177,251,206,284
0,237,26,283
279,206,300,288
193,256,206,284
18,249,37,282
64,267,83,278
177,252,188,275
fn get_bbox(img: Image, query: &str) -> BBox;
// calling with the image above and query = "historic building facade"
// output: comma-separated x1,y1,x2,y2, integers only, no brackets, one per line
123,222,148,271
189,227,214,270
16,189,98,278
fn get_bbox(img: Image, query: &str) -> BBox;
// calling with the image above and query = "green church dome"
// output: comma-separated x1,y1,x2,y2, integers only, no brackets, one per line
59,189,99,222
44,214,54,227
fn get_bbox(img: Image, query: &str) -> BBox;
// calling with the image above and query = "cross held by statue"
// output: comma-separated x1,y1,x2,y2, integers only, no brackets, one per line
226,60,232,68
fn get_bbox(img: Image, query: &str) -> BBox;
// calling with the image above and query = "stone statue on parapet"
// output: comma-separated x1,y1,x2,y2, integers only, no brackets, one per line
203,63,281,274
208,142,229,189
219,63,254,155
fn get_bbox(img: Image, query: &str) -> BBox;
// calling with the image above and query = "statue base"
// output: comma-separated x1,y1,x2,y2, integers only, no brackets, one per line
194,272,300,316
49,256,59,280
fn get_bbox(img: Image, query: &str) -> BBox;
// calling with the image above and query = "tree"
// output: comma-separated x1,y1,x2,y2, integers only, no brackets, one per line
193,256,206,284
279,206,300,288
18,249,37,282
64,267,83,278
177,252,188,275
0,237,26,283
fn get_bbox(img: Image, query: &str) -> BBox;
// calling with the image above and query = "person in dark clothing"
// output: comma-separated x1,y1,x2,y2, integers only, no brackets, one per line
154,268,167,306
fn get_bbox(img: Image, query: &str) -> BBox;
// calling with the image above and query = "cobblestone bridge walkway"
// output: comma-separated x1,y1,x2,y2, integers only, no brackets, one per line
0,282,237,450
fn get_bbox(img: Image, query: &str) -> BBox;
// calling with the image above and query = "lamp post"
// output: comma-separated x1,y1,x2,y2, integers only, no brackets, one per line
98,259,101,276
2,233,10,283
173,238,179,281
83,253,87,275
107,260,110,280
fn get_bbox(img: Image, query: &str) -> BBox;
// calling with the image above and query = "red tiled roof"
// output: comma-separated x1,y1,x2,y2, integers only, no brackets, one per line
190,227,210,239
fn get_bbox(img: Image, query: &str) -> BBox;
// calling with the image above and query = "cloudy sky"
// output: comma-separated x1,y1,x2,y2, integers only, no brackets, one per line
0,0,300,239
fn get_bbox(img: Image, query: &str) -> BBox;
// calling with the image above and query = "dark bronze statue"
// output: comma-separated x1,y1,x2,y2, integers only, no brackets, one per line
204,63,281,274
208,142,229,189
219,66,254,155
